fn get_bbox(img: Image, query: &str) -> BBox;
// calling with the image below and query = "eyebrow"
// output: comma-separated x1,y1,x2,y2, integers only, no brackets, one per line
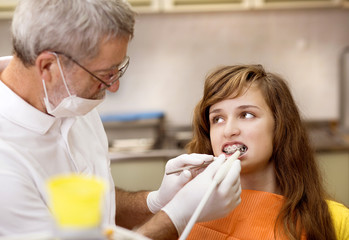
209,105,260,114
94,65,118,73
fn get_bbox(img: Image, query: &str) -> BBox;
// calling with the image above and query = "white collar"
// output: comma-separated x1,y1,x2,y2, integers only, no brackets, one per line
0,80,61,135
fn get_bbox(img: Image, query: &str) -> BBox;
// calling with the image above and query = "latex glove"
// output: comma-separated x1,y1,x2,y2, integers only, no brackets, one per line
162,154,241,235
147,153,214,214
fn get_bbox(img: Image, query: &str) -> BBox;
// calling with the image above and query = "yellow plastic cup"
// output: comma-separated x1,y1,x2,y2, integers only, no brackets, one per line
47,174,106,228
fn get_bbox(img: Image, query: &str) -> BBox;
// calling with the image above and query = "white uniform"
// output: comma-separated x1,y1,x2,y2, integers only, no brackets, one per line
0,80,115,235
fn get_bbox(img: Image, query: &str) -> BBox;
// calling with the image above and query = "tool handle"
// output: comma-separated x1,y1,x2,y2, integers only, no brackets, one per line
179,151,240,240
179,182,216,240
213,150,240,184
165,161,213,175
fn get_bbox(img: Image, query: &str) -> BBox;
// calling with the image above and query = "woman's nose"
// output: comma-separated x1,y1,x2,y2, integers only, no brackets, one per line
224,119,240,137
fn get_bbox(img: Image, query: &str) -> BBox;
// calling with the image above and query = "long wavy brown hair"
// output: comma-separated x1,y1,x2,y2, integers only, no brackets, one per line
187,65,336,240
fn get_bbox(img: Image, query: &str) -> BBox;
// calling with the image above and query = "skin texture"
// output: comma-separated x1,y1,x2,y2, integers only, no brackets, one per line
115,188,178,239
209,85,278,194
186,65,338,239
0,36,129,116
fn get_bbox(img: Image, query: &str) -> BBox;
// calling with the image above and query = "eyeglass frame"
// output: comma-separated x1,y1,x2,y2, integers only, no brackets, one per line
53,51,130,89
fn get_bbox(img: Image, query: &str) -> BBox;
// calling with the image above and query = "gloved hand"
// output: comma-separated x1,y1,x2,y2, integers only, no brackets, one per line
147,153,214,214
162,154,241,235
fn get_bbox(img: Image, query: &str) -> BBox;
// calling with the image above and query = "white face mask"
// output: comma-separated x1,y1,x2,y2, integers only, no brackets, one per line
42,53,104,118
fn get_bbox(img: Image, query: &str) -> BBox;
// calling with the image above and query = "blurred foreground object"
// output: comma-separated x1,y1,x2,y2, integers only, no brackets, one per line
47,174,106,239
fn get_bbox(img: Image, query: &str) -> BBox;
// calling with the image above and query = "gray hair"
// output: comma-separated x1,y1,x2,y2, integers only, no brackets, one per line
12,0,136,66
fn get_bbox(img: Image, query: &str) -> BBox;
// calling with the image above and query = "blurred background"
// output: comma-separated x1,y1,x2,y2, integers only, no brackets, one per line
0,0,348,205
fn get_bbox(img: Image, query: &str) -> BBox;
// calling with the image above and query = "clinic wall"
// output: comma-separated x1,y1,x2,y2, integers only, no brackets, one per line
0,9,349,126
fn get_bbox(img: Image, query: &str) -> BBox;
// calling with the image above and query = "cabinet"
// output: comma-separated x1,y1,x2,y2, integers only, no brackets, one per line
162,0,252,12
344,0,349,7
128,0,161,12
0,0,347,18
254,0,341,9
148,0,342,12
316,151,349,206
0,0,157,19
0,0,17,19
111,157,166,191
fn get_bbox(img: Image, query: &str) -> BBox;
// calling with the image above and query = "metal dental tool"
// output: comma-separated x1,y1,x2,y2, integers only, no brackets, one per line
165,160,214,175
165,145,246,175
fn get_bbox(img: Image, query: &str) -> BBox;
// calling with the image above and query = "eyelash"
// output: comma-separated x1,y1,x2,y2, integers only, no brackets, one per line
241,112,255,119
211,116,223,124
210,112,255,124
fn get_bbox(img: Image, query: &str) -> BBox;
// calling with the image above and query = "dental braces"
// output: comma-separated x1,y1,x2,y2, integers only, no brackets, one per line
223,145,247,154
165,145,246,175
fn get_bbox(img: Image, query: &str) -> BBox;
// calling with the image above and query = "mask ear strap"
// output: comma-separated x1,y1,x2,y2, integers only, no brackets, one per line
42,79,49,99
42,79,54,113
50,52,72,97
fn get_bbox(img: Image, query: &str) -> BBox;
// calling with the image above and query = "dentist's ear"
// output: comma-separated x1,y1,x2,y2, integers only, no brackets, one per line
35,51,57,83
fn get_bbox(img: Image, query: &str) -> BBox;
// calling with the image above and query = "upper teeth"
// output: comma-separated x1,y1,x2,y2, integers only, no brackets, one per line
223,144,247,154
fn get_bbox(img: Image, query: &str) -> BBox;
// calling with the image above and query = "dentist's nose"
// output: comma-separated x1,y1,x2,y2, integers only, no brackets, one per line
224,118,240,138
106,79,120,93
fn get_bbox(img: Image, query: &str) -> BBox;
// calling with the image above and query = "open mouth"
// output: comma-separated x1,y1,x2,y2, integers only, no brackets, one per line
223,144,247,156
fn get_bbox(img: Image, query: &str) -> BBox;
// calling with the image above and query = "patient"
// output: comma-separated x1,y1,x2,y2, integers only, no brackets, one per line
185,65,349,239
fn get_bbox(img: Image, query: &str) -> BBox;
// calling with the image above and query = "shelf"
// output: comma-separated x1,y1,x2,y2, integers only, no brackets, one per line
128,0,162,13
254,0,341,9
0,0,346,18
163,0,252,11
0,0,17,19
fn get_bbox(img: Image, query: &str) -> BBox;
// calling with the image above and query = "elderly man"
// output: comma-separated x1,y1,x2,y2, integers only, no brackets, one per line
0,0,241,239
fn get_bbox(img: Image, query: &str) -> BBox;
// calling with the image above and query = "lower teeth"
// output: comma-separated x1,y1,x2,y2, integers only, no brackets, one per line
224,145,247,154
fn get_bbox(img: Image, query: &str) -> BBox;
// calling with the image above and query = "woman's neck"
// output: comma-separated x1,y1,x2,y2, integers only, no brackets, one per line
240,163,281,195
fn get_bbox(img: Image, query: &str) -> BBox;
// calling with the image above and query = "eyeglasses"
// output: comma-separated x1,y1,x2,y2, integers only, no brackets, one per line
54,52,129,90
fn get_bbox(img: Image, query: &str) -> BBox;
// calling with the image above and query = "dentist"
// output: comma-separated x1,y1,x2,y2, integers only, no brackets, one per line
0,0,241,239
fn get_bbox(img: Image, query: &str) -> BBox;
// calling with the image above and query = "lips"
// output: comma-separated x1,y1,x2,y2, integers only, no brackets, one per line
222,143,247,156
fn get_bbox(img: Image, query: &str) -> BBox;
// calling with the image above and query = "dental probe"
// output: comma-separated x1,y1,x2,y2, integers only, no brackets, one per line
165,160,214,175
179,150,241,240
166,146,246,175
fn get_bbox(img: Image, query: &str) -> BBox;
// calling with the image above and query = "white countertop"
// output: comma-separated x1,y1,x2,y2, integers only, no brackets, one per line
109,149,185,162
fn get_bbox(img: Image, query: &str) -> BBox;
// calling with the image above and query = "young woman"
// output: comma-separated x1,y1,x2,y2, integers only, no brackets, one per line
186,65,348,239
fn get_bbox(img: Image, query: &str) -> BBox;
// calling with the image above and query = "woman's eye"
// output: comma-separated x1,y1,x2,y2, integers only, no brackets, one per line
212,116,224,124
242,112,254,119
